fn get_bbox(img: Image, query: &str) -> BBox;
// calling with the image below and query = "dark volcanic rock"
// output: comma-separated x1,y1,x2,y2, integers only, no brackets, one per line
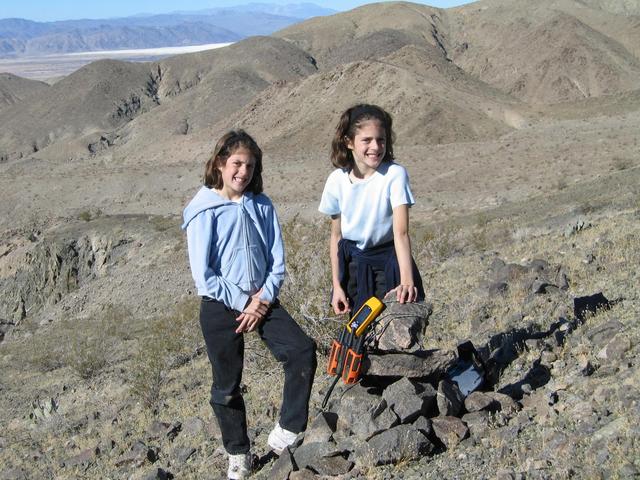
372,295,433,352
431,416,469,448
437,379,465,416
382,377,429,423
335,384,398,440
303,411,337,444
356,424,435,466
364,349,456,378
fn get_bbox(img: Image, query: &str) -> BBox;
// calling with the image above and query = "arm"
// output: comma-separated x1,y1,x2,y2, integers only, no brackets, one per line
186,211,250,312
238,201,283,333
330,214,350,315
256,204,285,305
392,204,418,303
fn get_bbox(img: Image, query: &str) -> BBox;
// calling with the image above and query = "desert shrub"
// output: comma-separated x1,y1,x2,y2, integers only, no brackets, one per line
64,330,111,379
612,156,633,171
77,208,102,222
279,215,336,346
129,346,165,411
128,296,201,410
24,304,132,379
554,177,568,191
467,213,490,253
414,222,461,263
149,214,177,233
467,218,513,254
65,304,135,379
25,334,67,373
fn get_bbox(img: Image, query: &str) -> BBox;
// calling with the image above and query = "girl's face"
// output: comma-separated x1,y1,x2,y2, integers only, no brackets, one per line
216,147,255,200
346,120,387,177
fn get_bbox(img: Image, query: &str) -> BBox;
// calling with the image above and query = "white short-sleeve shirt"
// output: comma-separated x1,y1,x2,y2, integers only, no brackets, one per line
318,162,415,249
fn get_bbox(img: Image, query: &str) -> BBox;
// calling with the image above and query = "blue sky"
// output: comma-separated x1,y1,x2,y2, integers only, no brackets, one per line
0,1,476,22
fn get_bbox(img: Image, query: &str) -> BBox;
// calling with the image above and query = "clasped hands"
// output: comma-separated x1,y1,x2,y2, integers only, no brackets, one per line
235,289,270,333
331,283,417,315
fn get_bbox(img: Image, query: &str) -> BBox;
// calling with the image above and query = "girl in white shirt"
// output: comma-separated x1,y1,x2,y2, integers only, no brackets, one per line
319,104,424,315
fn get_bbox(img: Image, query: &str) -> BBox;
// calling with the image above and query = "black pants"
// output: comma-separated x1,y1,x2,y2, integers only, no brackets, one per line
346,260,388,305
199,298,317,454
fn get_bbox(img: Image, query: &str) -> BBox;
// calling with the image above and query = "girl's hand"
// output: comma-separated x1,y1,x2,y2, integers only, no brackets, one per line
331,287,351,315
393,284,418,304
235,312,263,333
236,290,270,333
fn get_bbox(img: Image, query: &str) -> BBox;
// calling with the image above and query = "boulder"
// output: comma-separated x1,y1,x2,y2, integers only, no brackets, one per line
364,349,456,379
431,416,469,448
382,377,429,423
335,384,398,440
371,295,432,352
293,442,352,476
437,379,465,416
464,391,499,413
356,424,435,466
303,411,337,444
270,447,296,480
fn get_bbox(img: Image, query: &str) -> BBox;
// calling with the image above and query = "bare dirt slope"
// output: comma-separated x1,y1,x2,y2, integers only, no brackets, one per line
274,1,447,68
0,59,158,160
0,72,49,110
448,0,640,103
0,36,318,164
228,44,525,155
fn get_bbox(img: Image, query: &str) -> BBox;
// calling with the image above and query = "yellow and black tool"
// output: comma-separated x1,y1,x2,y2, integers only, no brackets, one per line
323,296,385,409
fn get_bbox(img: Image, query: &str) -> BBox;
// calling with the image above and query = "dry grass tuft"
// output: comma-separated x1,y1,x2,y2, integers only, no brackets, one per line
128,296,202,411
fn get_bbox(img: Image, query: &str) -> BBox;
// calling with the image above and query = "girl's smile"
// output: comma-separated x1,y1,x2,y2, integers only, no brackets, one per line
346,120,387,179
216,148,255,200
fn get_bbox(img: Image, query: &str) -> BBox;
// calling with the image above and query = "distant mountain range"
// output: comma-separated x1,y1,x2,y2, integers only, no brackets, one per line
0,3,336,57
2,0,639,164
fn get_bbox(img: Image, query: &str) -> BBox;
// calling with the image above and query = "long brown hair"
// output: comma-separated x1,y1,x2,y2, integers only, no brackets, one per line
330,104,395,169
204,130,263,194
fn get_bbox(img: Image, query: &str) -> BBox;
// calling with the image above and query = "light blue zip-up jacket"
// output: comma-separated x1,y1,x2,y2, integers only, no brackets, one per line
181,186,285,312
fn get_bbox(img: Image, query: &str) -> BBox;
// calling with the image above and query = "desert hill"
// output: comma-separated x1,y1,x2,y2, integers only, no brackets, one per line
2,0,639,164
75,36,319,166
0,36,317,162
227,43,527,154
275,1,456,69
0,72,49,109
0,1,639,479
569,0,640,16
448,0,640,103
0,59,157,160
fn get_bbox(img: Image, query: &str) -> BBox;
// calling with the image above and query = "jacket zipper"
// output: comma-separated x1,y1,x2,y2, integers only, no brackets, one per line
241,203,254,286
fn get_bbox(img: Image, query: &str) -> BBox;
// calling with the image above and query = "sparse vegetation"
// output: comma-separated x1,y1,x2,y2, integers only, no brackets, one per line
127,297,201,411
612,156,634,171
415,222,461,263
21,304,132,378
279,214,336,345
77,208,103,222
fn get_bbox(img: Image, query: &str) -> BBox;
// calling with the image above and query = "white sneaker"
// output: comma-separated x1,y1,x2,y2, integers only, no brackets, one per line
227,452,251,480
267,423,299,454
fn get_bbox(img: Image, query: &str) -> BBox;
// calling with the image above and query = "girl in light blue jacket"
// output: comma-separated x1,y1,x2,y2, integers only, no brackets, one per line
182,130,316,480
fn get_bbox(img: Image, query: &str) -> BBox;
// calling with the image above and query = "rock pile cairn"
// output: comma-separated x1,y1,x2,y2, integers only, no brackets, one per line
270,294,509,478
